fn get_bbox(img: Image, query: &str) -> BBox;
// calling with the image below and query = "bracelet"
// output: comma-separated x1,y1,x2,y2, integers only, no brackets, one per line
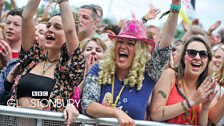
170,4,181,13
142,16,148,24
181,101,190,116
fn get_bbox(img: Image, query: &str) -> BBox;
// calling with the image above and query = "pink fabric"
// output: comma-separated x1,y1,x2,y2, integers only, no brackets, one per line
108,20,154,46
71,86,81,112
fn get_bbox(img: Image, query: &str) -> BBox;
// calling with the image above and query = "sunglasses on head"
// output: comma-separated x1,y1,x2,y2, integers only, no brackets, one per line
212,44,224,52
186,49,208,59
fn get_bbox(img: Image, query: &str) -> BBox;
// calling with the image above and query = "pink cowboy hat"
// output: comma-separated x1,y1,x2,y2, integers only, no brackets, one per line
108,20,154,46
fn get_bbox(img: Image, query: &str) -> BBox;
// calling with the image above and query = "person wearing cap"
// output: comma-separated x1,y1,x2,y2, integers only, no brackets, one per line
81,0,180,125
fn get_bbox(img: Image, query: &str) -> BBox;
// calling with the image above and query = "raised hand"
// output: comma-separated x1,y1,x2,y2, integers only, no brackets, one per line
144,7,160,20
6,63,20,83
0,40,12,67
118,18,127,28
191,76,217,105
84,55,98,77
208,20,221,34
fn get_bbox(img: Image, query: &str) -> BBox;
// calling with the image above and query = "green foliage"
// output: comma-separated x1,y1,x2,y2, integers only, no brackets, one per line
175,29,185,39
102,18,112,25
4,0,11,10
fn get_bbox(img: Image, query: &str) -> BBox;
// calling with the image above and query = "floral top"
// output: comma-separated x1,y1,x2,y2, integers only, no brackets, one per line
10,42,85,112
81,44,171,115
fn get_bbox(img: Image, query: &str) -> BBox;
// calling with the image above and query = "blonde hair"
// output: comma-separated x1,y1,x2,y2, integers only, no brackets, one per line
98,40,151,90
219,62,224,85
81,37,107,52
211,44,224,85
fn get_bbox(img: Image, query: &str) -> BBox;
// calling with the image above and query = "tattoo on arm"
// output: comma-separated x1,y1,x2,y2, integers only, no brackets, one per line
158,90,167,99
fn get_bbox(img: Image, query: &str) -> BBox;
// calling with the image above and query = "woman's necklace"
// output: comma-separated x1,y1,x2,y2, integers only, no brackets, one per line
182,79,198,124
42,58,59,75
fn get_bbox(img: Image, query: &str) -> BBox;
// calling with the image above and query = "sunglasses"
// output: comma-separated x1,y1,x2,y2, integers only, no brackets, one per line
212,44,224,52
186,49,208,59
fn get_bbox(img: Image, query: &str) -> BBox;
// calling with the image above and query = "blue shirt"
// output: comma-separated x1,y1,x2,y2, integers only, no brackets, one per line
88,64,155,120
0,59,19,100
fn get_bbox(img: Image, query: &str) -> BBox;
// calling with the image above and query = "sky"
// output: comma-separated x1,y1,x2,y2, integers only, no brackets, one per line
15,0,224,32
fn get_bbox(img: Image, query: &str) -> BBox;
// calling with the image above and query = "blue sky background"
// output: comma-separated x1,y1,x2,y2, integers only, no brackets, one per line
15,0,224,33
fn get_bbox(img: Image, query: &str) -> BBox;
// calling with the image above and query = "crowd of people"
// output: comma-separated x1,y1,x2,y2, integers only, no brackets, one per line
0,0,223,126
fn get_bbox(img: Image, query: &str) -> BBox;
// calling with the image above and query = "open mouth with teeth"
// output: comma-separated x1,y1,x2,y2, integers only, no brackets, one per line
191,62,202,70
117,51,129,63
119,52,128,58
46,35,55,40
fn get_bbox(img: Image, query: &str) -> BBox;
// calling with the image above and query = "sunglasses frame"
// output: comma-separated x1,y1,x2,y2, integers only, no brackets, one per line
186,49,208,59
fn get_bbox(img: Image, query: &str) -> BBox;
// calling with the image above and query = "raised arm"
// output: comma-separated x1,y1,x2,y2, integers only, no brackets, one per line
209,92,224,124
158,0,180,49
22,0,41,51
58,0,79,56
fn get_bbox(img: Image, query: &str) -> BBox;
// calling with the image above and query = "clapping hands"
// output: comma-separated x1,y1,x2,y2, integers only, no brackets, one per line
191,76,217,108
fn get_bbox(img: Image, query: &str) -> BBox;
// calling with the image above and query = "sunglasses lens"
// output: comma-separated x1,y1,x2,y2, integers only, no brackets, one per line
187,49,197,58
199,51,208,58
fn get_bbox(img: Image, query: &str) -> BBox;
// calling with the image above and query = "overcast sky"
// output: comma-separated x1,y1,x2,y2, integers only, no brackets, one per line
15,0,224,32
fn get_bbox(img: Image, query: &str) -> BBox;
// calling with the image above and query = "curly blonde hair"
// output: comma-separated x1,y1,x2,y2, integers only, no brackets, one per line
98,40,151,90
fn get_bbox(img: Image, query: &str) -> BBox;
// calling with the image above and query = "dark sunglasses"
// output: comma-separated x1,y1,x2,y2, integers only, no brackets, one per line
186,49,208,59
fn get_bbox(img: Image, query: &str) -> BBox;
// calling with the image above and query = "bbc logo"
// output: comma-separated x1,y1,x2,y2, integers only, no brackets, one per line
32,91,48,97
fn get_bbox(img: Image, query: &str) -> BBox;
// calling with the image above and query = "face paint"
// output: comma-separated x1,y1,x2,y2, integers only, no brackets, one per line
185,54,192,62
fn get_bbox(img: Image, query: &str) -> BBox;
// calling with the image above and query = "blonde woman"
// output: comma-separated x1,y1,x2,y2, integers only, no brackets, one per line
82,0,180,125
208,44,224,125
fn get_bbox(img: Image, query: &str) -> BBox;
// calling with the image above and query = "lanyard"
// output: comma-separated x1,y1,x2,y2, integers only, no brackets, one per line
111,75,125,108
182,79,197,124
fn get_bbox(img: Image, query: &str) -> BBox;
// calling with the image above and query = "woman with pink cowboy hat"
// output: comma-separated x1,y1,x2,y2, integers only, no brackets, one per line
82,0,181,125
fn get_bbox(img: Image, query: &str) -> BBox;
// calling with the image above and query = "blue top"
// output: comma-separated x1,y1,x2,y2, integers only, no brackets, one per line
0,59,19,96
88,64,155,120
81,45,171,120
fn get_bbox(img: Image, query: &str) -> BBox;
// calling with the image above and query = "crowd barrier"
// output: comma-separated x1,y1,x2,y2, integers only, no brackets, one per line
0,105,183,126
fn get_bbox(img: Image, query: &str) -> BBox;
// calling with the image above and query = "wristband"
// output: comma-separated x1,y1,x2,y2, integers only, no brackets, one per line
170,4,181,12
142,16,148,24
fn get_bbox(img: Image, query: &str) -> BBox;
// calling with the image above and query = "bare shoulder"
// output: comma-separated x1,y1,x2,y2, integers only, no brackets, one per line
162,68,176,78
156,68,177,88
